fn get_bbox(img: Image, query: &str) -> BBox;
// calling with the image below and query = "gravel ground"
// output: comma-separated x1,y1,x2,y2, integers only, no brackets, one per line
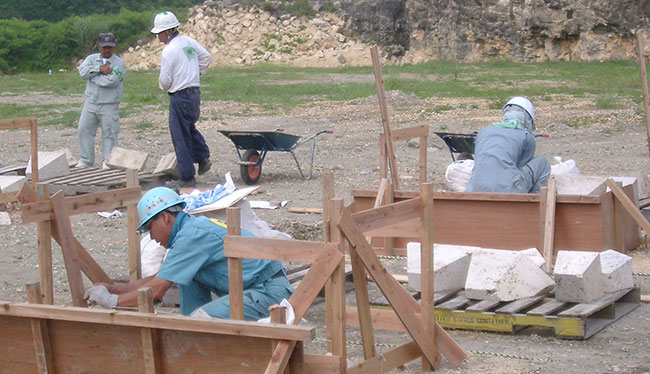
1,90,650,373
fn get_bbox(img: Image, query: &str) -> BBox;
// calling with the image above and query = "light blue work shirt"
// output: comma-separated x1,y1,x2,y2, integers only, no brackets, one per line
78,52,126,104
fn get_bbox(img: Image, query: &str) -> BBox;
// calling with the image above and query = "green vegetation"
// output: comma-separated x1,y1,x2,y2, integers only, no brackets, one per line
0,60,647,128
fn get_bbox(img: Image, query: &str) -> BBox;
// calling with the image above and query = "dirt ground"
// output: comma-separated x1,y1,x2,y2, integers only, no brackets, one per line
1,90,650,373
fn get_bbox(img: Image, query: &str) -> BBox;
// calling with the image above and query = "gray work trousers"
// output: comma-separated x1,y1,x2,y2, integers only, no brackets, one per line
77,101,120,165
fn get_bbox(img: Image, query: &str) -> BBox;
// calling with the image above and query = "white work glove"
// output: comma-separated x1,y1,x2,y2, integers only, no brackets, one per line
84,285,118,309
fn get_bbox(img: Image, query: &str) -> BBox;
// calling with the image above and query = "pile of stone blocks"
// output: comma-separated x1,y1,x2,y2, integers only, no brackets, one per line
25,150,69,180
0,175,26,193
104,147,148,171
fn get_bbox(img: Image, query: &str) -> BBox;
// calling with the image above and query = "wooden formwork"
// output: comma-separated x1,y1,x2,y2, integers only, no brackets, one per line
0,117,38,205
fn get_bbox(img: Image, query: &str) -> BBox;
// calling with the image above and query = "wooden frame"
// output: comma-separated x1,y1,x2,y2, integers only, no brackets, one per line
352,187,639,255
0,117,38,187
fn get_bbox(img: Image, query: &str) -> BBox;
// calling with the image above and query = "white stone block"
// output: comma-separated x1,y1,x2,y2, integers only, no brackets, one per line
520,247,546,268
0,175,26,193
105,146,148,171
553,251,604,303
0,212,10,225
25,151,70,180
407,243,476,292
153,152,179,178
599,249,634,293
465,248,555,302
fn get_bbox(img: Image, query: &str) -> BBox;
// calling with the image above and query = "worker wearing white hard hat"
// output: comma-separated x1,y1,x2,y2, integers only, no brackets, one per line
84,187,293,320
465,96,550,193
152,11,213,188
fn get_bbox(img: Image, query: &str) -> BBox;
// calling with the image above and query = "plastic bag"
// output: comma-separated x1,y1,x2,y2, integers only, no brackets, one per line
550,156,580,176
445,159,474,192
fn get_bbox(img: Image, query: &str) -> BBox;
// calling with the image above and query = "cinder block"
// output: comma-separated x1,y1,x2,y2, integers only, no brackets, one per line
0,175,26,193
407,243,476,292
105,146,148,171
599,249,634,293
153,152,179,179
25,151,70,180
465,248,555,301
553,251,604,303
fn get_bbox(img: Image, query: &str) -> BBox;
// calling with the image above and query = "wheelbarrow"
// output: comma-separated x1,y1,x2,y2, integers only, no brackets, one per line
219,129,333,185
434,132,477,161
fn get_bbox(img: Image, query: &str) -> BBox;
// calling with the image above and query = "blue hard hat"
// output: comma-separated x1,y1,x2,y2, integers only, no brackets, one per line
136,186,185,232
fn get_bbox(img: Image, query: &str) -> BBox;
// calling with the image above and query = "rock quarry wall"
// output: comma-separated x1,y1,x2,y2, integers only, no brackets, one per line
122,0,650,69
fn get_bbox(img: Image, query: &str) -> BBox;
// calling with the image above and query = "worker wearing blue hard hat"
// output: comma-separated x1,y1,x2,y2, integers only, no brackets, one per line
84,186,293,320
465,96,551,193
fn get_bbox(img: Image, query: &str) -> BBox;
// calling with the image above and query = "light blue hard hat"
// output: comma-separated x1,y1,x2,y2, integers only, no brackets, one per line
136,186,185,232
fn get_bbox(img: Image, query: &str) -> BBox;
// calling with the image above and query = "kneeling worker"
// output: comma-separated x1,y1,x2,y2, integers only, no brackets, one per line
465,96,550,193
85,187,293,320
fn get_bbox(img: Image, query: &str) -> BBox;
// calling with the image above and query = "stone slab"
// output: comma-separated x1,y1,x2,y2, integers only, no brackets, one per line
599,249,634,293
153,152,179,178
407,243,474,292
553,250,604,303
25,151,70,180
105,146,148,171
0,175,26,193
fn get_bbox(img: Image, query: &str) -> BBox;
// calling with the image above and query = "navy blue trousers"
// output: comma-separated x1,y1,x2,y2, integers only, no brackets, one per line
169,87,210,181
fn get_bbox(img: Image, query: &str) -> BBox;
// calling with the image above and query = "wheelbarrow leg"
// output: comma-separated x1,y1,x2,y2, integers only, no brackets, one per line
288,150,307,179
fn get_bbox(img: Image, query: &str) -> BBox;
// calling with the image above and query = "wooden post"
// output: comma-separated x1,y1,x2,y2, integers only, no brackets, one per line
541,178,557,273
36,183,53,304
636,32,650,157
227,207,244,320
371,46,399,189
126,169,141,282
25,283,55,374
29,118,39,187
138,287,162,374
419,134,428,185
419,183,435,371
269,304,290,374
379,133,387,181
322,172,335,243
383,182,395,255
325,199,346,373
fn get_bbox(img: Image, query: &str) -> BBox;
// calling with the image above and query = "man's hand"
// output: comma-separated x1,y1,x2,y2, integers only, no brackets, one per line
99,64,112,75
84,285,118,309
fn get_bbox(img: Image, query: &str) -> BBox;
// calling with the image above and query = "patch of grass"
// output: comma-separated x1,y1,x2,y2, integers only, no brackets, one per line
595,96,623,110
603,127,613,135
133,120,153,132
42,110,79,127
567,118,596,128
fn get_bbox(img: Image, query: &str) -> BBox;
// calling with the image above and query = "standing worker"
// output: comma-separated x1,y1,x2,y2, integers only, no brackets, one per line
152,11,212,188
84,186,293,319
76,32,126,169
465,96,550,193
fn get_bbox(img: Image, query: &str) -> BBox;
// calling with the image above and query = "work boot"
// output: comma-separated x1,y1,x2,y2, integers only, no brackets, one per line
198,158,212,175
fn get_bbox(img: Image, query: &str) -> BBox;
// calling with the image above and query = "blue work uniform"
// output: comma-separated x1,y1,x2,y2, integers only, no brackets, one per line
465,120,550,193
157,212,293,320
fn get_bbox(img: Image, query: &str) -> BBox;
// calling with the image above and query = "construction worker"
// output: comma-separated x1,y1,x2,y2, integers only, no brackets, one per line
151,11,212,188
76,32,126,169
84,186,293,320
465,96,550,193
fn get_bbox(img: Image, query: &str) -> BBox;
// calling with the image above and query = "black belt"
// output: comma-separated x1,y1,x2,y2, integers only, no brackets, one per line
169,86,199,95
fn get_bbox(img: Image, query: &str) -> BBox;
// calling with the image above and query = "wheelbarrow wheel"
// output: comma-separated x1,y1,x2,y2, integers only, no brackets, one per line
241,149,262,185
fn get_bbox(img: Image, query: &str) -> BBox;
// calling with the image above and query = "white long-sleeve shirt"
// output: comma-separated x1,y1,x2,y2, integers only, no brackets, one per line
158,35,211,93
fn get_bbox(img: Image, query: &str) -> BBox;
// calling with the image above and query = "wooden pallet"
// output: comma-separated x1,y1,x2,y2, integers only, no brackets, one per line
39,166,169,195
372,287,640,339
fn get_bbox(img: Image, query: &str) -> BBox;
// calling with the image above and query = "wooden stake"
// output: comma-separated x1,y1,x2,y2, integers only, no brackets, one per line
126,169,141,282
419,183,435,371
227,207,244,320
138,287,162,374
36,183,53,305
605,179,650,234
325,199,346,372
636,32,650,157
542,178,557,273
370,46,399,189
25,283,55,374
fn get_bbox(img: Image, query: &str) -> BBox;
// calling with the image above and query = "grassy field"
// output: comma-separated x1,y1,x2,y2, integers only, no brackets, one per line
0,60,645,127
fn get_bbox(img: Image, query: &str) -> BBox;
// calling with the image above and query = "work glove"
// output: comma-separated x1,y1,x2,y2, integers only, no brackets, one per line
84,285,118,309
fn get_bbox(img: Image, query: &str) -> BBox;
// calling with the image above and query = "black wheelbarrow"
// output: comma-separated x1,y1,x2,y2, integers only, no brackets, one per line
434,132,477,161
219,129,333,185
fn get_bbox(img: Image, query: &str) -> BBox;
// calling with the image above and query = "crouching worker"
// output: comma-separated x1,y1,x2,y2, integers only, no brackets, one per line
84,186,293,320
465,96,551,193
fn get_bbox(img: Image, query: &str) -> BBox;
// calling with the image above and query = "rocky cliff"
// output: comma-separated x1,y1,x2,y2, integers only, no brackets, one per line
122,0,650,69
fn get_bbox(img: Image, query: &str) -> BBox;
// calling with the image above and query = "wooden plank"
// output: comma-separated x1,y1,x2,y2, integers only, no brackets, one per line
224,236,335,262
29,118,38,186
382,181,395,255
542,178,557,273
641,295,650,303
348,341,422,374
391,125,429,142
126,169,141,282
527,299,567,316
36,183,53,305
495,295,546,314
349,240,376,359
269,305,290,374
0,116,34,129
605,179,650,234
288,207,323,214
419,183,435,371
466,299,501,312
637,32,650,157
325,199,346,372
288,341,305,374
303,353,341,374
21,186,142,223
50,191,86,307
338,208,441,369
437,295,471,310
419,134,427,185
25,283,55,374
321,172,335,243
138,288,162,374
227,208,244,320
559,289,631,318
370,46,399,189
346,306,414,332
0,302,315,340
350,198,421,234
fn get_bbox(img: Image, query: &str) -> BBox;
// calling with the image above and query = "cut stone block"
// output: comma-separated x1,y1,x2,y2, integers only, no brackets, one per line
553,250,604,303
0,212,10,225
554,175,607,195
0,175,26,193
520,247,546,268
25,151,70,180
599,249,634,293
407,243,476,292
153,152,179,179
105,146,148,171
465,248,555,301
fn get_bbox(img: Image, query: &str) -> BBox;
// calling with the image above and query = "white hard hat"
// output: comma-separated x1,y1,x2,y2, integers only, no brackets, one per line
503,96,534,123
151,11,180,34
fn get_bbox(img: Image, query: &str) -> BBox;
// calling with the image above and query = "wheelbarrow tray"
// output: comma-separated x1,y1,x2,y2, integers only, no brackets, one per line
219,130,301,151
435,132,477,161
